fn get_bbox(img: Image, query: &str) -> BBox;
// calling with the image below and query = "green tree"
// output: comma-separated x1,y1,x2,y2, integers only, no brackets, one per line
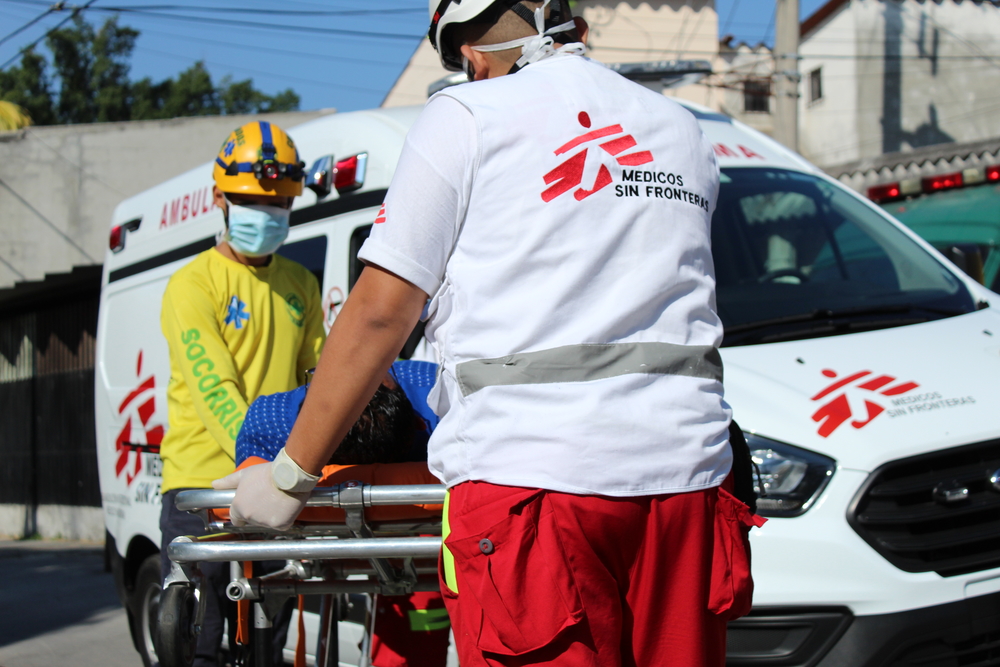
161,60,220,118
218,76,301,115
0,48,55,126
0,16,299,126
91,17,139,122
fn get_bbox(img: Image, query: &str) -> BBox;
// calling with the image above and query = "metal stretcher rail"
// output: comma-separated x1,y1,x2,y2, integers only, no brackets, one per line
174,484,447,511
168,535,442,563
161,482,448,667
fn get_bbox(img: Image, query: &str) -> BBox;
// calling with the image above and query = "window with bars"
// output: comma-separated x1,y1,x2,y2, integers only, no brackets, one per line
743,79,770,113
810,67,823,103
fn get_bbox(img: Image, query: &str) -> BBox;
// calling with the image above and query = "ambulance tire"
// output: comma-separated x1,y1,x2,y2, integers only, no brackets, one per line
158,582,198,667
130,554,164,667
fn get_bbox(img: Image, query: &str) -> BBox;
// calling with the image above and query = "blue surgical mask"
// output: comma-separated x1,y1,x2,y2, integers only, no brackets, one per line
225,200,290,257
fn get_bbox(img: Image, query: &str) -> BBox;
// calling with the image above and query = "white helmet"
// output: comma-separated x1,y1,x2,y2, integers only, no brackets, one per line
427,0,577,72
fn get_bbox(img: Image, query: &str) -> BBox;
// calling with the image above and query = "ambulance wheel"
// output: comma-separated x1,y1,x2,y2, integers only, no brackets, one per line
131,554,163,667
157,582,198,667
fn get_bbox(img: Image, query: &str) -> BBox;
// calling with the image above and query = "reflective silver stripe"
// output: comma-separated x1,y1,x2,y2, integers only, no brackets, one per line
455,342,722,397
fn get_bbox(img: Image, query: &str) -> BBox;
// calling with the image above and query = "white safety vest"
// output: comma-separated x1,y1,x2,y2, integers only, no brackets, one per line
374,55,731,496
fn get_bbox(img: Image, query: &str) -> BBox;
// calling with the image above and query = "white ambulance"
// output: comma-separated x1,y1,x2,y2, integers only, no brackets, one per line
96,98,1000,665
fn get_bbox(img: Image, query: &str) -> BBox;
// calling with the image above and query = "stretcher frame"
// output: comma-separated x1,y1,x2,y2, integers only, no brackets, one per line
163,482,447,667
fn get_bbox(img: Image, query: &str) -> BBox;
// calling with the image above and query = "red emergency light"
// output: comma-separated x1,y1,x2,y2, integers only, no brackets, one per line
867,182,903,204
109,218,142,253
109,226,123,252
333,153,368,193
867,164,1000,204
922,171,963,193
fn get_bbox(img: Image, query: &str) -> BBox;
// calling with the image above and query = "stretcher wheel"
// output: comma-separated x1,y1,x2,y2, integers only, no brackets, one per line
157,582,197,667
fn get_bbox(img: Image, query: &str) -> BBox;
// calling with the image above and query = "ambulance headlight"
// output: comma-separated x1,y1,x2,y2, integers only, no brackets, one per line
746,434,835,517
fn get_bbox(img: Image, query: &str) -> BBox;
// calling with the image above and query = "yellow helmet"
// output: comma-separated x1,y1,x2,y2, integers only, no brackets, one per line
213,120,305,197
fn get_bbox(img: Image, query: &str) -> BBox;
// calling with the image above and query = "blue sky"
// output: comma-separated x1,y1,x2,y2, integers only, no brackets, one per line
0,0,829,113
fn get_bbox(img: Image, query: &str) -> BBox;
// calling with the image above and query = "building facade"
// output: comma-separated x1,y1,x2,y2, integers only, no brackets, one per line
798,0,1000,168
717,37,776,137
0,109,335,290
382,0,722,109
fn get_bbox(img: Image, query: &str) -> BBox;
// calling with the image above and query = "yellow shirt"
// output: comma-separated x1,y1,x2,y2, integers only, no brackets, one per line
160,248,325,491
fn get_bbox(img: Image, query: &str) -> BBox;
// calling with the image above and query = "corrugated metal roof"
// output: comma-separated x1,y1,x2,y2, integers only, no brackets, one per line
825,136,1000,195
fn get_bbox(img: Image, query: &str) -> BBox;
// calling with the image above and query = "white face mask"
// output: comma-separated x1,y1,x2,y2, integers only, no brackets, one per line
225,199,290,258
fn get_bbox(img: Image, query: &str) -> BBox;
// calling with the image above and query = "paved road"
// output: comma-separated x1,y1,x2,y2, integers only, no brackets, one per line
0,540,138,667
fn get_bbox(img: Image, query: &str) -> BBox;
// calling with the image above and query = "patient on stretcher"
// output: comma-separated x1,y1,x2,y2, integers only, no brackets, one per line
233,360,443,520
234,359,450,667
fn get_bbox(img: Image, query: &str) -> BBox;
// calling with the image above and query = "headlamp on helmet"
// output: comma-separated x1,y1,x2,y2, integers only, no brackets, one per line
214,121,305,197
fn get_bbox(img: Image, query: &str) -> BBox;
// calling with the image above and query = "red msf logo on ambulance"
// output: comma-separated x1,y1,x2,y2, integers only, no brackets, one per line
115,351,164,486
541,111,653,202
810,368,918,437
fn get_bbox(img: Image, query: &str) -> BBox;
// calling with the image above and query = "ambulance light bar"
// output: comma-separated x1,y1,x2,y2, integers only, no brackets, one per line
922,171,962,192
866,165,999,204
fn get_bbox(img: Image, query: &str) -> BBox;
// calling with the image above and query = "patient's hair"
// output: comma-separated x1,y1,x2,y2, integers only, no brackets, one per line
328,382,416,465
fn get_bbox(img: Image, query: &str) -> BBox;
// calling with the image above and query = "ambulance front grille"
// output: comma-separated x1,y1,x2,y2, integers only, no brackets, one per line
847,439,1000,577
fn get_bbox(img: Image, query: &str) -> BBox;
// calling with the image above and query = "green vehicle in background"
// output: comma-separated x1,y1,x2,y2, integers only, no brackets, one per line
864,163,1000,292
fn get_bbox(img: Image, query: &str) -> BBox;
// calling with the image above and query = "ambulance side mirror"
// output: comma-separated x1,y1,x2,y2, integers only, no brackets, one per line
306,155,334,199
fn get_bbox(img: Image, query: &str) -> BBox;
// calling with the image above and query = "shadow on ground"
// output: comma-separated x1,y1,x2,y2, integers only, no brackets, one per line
0,541,123,648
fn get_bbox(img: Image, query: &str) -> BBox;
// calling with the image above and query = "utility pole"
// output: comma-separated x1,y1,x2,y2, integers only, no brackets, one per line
773,0,800,152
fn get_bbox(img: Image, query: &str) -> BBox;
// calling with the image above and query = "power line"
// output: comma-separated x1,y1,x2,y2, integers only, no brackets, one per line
0,177,98,263
895,0,1000,72
73,6,425,41
721,0,741,35
134,24,406,69
137,45,390,96
0,0,98,70
24,127,129,197
0,254,27,281
97,4,424,16
594,43,1000,61
762,5,776,46
0,0,424,14
0,1,58,48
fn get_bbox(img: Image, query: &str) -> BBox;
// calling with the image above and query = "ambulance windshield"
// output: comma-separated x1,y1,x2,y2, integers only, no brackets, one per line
713,168,977,347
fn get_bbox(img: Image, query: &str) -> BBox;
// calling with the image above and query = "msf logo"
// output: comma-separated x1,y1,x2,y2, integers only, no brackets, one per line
542,111,653,203
115,351,164,486
810,368,918,437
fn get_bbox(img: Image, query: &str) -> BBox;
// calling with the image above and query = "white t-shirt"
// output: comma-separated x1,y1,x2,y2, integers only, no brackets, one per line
360,54,732,496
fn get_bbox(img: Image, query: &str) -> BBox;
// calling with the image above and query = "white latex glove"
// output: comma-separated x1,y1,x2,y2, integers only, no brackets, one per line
212,463,310,530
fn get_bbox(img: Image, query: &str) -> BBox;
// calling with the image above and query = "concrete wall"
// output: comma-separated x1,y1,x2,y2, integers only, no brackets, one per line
800,0,1000,168
382,1,720,109
0,504,104,541
0,109,335,289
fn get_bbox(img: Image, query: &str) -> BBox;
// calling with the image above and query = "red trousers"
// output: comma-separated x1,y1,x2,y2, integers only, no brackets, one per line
439,481,759,667
370,590,451,667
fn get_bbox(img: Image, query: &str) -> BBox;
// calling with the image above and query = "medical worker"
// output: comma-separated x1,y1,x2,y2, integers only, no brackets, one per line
217,2,759,665
159,120,326,667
